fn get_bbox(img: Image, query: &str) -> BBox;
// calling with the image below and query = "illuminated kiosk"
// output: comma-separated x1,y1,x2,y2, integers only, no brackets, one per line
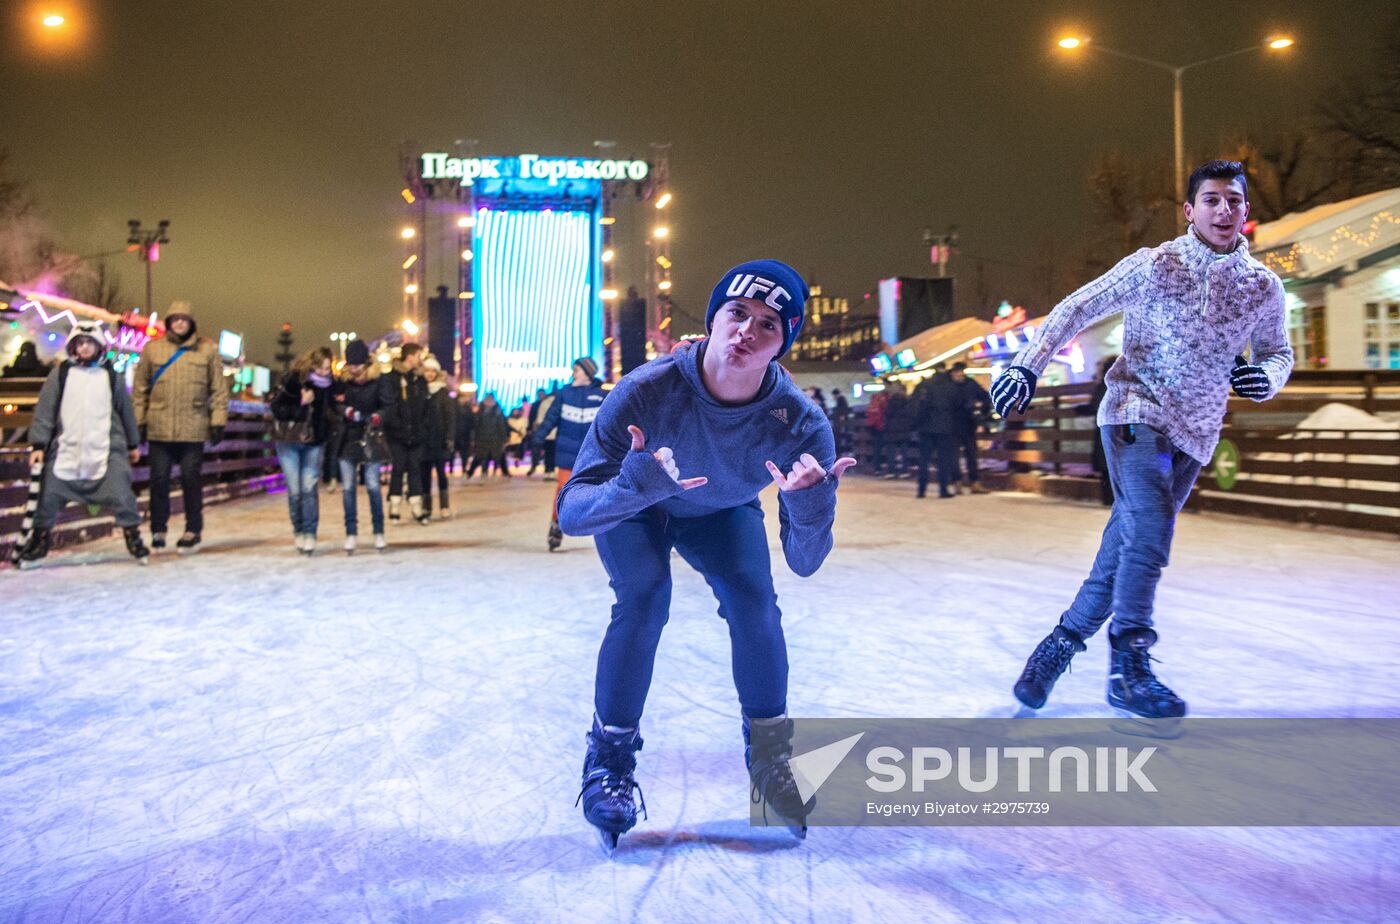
402,150,662,411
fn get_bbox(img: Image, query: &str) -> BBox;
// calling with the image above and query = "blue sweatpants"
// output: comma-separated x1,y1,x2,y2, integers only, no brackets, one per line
1061,424,1203,639
592,500,787,727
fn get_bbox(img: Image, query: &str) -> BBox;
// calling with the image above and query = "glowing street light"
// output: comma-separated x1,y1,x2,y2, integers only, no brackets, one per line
601,248,615,263
400,227,416,239
653,226,669,239
658,280,672,291
654,192,672,209
457,216,474,228
404,283,419,295
402,254,417,270
461,249,473,262
43,14,66,27
401,318,419,336
1054,31,1298,201
600,288,620,300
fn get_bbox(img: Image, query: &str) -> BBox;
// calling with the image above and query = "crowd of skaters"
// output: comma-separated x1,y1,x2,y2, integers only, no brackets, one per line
7,309,616,565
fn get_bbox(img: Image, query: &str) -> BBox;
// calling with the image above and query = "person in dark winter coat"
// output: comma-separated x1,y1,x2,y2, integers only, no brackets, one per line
418,356,456,520
830,391,852,456
950,362,992,493
865,389,889,474
532,356,607,549
270,347,335,554
14,321,149,566
467,394,510,477
454,395,476,473
3,341,46,378
1078,355,1118,506
332,339,389,552
380,342,429,522
912,369,962,498
882,386,915,478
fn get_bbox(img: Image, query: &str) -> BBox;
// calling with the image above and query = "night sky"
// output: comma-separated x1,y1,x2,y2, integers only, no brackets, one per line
4,1,1393,364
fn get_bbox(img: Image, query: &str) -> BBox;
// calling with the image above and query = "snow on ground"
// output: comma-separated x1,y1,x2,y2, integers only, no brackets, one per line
2,473,1398,923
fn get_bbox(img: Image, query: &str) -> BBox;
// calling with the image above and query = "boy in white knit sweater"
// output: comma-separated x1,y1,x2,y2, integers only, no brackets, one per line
991,160,1293,722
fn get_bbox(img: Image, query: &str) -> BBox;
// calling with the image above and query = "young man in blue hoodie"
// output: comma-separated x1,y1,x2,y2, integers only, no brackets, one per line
534,355,607,551
991,160,1293,725
558,259,856,852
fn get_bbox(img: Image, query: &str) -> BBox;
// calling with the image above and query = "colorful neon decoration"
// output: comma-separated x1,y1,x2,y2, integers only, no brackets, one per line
473,208,600,410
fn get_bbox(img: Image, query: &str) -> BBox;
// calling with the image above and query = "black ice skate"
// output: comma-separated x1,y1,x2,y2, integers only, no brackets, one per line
1108,628,1186,736
576,717,646,857
744,716,813,839
123,526,151,565
14,526,52,569
547,520,562,552
151,532,167,550
1013,624,1086,710
176,532,201,555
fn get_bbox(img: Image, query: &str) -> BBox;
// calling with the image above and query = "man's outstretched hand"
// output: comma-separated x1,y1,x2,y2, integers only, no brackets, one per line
628,425,708,490
766,453,856,491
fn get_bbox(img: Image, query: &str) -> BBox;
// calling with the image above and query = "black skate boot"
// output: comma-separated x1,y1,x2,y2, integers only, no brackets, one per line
1013,624,1086,710
176,531,201,555
151,532,166,550
14,527,52,569
1108,628,1186,735
547,519,563,552
123,526,151,565
744,716,813,839
576,716,646,856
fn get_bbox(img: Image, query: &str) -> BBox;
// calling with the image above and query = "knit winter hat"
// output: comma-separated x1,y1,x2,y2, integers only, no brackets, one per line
422,356,442,373
706,259,809,357
573,356,599,380
344,340,370,365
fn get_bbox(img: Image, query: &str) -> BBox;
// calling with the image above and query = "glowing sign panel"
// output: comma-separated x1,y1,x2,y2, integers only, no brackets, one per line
422,153,649,187
474,209,599,410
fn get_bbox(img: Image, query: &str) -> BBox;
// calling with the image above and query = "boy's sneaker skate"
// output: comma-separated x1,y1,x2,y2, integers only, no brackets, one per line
1013,624,1086,710
576,716,646,857
1107,628,1186,724
123,526,151,565
374,532,387,551
176,532,201,555
343,535,356,555
14,527,52,568
151,532,167,550
744,716,813,838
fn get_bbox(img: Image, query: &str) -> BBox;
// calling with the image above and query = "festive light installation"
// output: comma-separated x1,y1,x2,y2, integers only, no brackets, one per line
474,208,598,409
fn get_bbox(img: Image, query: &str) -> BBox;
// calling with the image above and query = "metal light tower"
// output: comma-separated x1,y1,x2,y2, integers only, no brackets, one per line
126,219,170,311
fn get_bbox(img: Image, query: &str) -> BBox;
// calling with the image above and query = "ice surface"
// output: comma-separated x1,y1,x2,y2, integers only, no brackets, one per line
2,475,1398,922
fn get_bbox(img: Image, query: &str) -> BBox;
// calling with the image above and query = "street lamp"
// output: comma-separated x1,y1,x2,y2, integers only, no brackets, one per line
1056,34,1296,201
126,220,170,311
42,14,65,27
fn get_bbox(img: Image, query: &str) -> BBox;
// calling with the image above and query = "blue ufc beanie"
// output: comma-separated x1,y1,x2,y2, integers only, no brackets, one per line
706,259,809,357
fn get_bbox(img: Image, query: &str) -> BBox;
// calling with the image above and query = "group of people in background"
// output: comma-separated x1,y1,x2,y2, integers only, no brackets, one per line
267,342,610,555
860,361,992,497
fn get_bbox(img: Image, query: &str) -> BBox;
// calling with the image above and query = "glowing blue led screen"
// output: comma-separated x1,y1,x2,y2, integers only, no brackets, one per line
473,209,599,410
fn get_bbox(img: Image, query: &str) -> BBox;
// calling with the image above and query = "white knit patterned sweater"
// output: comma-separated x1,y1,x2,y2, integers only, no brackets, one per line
1010,228,1293,465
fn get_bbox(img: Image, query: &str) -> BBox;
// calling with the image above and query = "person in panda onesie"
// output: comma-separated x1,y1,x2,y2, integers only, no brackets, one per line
15,321,150,566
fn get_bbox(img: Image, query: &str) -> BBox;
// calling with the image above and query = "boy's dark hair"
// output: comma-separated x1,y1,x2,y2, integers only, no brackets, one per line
400,342,424,359
1187,160,1247,204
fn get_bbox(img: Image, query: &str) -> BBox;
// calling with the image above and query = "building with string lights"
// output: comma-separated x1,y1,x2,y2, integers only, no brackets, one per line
397,145,672,410
1253,186,1400,371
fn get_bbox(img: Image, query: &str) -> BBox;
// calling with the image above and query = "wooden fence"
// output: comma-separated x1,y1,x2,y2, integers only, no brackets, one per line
841,371,1400,536
1,381,283,563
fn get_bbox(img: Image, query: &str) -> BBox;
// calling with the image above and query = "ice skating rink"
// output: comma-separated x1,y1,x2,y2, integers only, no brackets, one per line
4,475,1398,923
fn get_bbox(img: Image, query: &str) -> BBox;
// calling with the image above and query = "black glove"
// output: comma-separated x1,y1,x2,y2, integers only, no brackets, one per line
1230,355,1272,400
991,365,1038,417
208,425,225,445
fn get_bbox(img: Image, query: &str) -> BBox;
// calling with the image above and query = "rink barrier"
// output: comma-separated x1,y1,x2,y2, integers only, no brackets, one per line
965,375,1400,536
0,400,284,563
